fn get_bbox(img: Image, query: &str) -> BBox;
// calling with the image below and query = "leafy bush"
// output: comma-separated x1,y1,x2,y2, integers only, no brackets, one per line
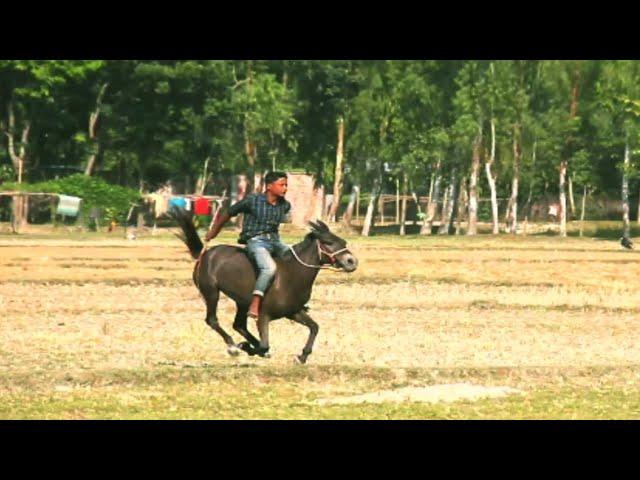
0,174,141,224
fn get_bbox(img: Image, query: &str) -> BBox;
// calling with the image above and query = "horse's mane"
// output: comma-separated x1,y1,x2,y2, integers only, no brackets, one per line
280,233,315,261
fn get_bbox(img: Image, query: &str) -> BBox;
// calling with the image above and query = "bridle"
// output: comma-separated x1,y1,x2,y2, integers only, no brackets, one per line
289,239,351,271
317,241,350,265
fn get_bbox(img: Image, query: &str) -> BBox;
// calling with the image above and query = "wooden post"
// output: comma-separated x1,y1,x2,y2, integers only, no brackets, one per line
51,197,57,227
400,173,408,235
328,117,345,222
579,186,586,237
396,178,400,224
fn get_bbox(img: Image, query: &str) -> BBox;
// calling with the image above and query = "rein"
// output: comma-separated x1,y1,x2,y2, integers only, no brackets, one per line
194,239,350,278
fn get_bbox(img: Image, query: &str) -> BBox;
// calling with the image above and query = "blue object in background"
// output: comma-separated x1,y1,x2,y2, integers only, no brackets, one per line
169,197,187,210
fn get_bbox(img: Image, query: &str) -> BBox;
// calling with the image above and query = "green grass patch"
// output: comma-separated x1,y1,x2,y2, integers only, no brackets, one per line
2,364,639,419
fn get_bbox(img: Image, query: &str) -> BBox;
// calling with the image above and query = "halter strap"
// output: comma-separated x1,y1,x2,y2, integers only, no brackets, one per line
316,242,350,265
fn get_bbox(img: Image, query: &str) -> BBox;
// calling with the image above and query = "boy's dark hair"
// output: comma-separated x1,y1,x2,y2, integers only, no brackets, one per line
264,171,287,185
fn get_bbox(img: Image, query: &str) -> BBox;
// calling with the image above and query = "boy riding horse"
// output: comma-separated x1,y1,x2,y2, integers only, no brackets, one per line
205,171,291,319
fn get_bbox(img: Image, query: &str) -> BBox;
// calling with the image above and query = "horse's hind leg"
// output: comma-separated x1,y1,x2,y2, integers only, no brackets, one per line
201,285,240,356
232,304,262,354
286,310,319,364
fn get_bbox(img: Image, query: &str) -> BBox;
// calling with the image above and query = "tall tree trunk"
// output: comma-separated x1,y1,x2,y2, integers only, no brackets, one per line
6,102,30,178
378,195,385,225
468,132,482,235
11,194,29,234
411,191,422,226
362,176,381,237
525,138,537,217
560,66,581,237
455,176,468,235
84,82,109,176
568,174,576,218
421,159,441,235
343,185,359,226
196,157,211,195
439,169,457,235
395,177,400,224
580,185,588,237
399,172,408,235
362,110,390,236
427,172,435,208
507,124,521,233
244,135,257,191
485,118,499,234
637,184,640,226
328,116,345,222
6,101,30,233
242,61,257,193
622,137,631,239
559,160,568,236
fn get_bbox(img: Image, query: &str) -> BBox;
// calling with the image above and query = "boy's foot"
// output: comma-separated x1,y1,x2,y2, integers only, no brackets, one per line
248,294,262,319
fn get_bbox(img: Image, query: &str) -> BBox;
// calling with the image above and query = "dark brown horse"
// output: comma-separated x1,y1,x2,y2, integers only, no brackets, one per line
171,209,358,364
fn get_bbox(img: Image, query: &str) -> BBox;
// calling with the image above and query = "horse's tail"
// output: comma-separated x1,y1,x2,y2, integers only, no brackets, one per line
168,207,203,260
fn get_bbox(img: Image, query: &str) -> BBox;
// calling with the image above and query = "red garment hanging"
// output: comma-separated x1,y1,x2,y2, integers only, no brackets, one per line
194,197,211,215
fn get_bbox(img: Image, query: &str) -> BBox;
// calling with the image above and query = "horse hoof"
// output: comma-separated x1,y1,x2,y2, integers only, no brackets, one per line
261,351,271,359
227,345,242,357
294,355,307,365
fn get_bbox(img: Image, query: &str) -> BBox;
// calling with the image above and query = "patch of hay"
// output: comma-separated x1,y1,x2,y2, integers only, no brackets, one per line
313,383,523,405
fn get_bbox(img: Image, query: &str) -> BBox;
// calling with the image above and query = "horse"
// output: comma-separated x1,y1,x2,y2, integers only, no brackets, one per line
170,209,358,364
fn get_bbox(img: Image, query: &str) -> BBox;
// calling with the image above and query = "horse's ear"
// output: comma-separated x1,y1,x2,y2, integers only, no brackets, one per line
308,221,320,236
316,220,330,232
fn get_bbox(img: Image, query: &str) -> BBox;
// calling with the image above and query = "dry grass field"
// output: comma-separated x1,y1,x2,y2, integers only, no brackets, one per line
1,222,640,419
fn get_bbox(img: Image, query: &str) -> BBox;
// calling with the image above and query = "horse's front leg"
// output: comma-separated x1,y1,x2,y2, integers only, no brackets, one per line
287,310,319,364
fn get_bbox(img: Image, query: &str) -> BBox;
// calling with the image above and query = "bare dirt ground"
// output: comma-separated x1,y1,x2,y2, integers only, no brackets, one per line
1,230,639,412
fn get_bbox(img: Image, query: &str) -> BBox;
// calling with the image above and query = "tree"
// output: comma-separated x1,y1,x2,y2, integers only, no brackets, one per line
0,60,104,230
348,61,399,235
596,61,640,238
386,61,454,235
231,63,297,187
453,61,489,235
0,60,104,182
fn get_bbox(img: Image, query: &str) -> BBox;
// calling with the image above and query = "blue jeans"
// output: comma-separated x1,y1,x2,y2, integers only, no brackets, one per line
246,234,290,297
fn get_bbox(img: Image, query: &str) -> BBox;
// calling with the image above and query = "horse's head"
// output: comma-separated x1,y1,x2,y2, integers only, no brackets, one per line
307,220,358,272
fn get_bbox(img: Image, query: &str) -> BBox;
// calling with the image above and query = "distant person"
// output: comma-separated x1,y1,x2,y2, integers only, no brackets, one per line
620,236,634,250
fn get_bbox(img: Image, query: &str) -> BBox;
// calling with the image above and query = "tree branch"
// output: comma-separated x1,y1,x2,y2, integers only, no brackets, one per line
231,65,250,90
19,122,30,159
89,83,109,139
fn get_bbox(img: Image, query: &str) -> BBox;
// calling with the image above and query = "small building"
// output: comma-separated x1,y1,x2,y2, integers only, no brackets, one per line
281,172,324,226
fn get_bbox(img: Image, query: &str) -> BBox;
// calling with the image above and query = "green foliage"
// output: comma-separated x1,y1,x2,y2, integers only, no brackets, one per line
0,165,14,184
0,174,140,222
1,59,639,223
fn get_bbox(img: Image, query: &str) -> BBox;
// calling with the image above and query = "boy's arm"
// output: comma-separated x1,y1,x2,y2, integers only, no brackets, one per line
205,212,231,242
205,195,252,242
